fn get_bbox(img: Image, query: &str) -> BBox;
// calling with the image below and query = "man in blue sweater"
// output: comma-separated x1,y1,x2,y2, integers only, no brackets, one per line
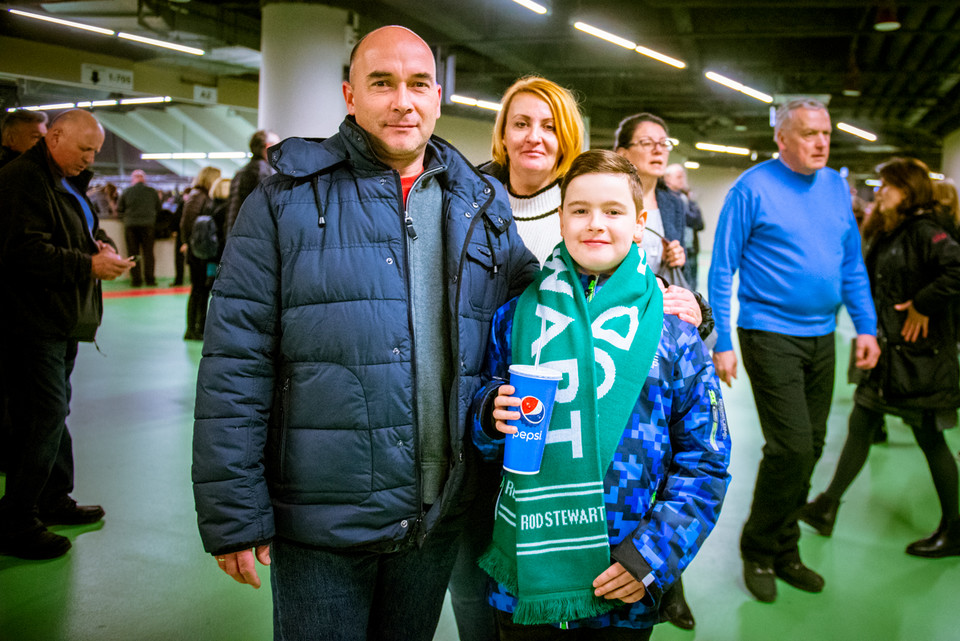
708,98,880,603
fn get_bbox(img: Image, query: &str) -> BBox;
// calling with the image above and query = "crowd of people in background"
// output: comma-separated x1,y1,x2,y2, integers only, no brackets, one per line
2,22,960,641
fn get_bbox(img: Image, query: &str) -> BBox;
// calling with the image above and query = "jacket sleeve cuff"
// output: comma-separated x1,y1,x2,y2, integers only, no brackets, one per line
611,537,658,606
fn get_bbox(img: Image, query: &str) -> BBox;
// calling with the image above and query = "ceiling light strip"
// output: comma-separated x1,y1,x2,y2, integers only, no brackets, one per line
8,9,204,56
836,122,877,141
705,71,772,104
9,96,173,112
8,9,115,35
511,0,548,15
142,151,250,160
450,95,502,111
695,142,751,156
118,32,204,56
574,21,686,69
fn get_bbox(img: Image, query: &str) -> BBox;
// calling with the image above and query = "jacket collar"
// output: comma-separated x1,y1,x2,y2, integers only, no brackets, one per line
22,138,95,193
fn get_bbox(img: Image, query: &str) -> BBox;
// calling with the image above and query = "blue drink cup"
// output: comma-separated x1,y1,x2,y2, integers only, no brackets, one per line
503,364,562,475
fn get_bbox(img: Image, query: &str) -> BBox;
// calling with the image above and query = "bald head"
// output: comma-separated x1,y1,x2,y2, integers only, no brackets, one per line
46,109,104,177
348,26,435,84
131,169,146,184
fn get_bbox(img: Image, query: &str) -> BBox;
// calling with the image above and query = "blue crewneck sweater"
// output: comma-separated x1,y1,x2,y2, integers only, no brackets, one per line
708,159,876,352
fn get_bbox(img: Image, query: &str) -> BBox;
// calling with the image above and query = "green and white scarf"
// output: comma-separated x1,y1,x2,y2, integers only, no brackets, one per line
479,242,663,625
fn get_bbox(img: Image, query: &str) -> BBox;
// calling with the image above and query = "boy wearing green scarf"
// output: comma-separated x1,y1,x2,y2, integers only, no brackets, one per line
471,150,731,639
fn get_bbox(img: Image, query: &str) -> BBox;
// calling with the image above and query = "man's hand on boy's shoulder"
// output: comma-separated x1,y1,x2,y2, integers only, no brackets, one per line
661,284,701,327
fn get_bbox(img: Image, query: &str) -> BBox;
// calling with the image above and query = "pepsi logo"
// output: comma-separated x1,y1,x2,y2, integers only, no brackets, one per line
520,396,546,424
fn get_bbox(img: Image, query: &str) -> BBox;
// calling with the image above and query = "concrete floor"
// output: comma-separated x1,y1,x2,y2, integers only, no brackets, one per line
1,280,959,641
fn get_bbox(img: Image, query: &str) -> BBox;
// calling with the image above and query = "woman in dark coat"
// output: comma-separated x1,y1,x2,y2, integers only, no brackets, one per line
803,157,960,558
179,166,221,340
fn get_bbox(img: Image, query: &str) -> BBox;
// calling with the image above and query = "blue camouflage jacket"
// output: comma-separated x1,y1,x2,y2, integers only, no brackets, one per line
472,283,731,629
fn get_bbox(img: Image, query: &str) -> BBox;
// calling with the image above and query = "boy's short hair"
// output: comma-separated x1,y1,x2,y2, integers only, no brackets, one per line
560,150,644,217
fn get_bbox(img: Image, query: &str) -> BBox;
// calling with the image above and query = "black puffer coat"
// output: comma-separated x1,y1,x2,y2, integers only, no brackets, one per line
857,208,960,409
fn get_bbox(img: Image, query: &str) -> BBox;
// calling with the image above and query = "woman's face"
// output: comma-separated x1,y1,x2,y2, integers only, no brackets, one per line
616,120,670,181
503,92,559,188
877,178,905,214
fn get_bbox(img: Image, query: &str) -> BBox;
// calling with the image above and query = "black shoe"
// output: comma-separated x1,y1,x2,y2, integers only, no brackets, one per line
660,578,695,630
799,493,840,537
743,560,776,602
0,525,71,559
906,520,960,558
39,500,105,526
145,281,157,287
774,560,824,593
170,281,184,287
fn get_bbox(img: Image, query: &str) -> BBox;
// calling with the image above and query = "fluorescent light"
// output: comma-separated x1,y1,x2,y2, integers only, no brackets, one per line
207,151,251,159
635,45,685,69
91,99,119,107
865,179,881,187
930,172,945,180
8,8,115,35
574,22,636,50
142,151,251,160
120,96,172,105
28,102,76,111
668,138,680,147
450,95,502,111
695,142,751,156
836,122,877,141
705,71,773,103
511,0,548,15
683,161,700,169
118,32,205,56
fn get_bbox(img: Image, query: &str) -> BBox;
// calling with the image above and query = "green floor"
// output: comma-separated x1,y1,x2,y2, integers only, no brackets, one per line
1,283,959,641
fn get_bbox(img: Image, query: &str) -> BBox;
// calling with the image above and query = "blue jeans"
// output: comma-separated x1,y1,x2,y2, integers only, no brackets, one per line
0,337,77,533
271,509,465,641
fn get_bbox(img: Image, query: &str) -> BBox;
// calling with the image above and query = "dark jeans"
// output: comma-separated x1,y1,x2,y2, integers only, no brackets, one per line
173,232,185,285
185,254,212,337
271,510,465,641
496,611,652,641
738,329,835,565
0,338,77,533
124,224,156,285
448,460,501,641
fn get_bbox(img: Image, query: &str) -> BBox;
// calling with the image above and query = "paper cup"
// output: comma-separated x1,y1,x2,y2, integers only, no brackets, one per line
503,364,562,475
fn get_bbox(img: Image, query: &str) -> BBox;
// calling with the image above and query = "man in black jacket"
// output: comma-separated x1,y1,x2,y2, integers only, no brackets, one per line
0,109,134,560
223,129,279,236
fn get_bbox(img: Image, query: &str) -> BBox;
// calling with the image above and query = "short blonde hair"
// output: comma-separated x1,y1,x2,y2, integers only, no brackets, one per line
192,166,221,192
491,76,584,183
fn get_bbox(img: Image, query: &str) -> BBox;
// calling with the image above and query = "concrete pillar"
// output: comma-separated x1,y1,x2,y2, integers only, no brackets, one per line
259,3,353,139
942,127,960,182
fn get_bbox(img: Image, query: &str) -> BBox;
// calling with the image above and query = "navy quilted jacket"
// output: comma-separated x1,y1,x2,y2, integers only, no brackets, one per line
192,118,538,555
472,288,731,629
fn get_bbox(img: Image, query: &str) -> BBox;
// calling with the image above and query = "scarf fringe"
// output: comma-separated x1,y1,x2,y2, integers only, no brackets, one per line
511,591,617,626
478,544,519,594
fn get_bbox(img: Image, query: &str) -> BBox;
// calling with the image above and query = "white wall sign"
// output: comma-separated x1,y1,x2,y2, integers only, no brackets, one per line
194,85,218,104
81,64,134,91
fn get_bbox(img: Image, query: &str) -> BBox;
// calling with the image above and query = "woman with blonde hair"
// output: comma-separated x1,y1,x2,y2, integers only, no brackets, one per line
180,166,221,340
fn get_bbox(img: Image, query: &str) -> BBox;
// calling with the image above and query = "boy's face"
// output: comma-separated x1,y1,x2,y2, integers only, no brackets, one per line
559,172,646,276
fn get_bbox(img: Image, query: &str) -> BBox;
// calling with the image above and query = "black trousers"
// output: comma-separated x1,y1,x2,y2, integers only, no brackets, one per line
185,254,213,337
0,338,78,533
124,224,156,285
738,329,835,565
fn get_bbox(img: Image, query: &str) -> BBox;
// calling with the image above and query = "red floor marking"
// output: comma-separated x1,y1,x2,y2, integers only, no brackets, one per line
104,286,191,299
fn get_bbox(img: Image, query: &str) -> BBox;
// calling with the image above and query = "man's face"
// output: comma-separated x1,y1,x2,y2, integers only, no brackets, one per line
48,121,104,177
616,121,671,181
6,120,47,153
559,172,645,277
663,168,687,192
776,108,831,175
343,27,441,176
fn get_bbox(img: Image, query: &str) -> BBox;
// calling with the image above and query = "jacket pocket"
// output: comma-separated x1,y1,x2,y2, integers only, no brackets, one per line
883,342,947,400
464,241,507,316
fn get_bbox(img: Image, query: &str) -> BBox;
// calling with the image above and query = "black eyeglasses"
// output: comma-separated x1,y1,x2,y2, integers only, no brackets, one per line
625,138,674,151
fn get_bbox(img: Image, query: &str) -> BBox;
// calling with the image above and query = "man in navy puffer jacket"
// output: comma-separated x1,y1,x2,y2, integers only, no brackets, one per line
191,25,537,641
